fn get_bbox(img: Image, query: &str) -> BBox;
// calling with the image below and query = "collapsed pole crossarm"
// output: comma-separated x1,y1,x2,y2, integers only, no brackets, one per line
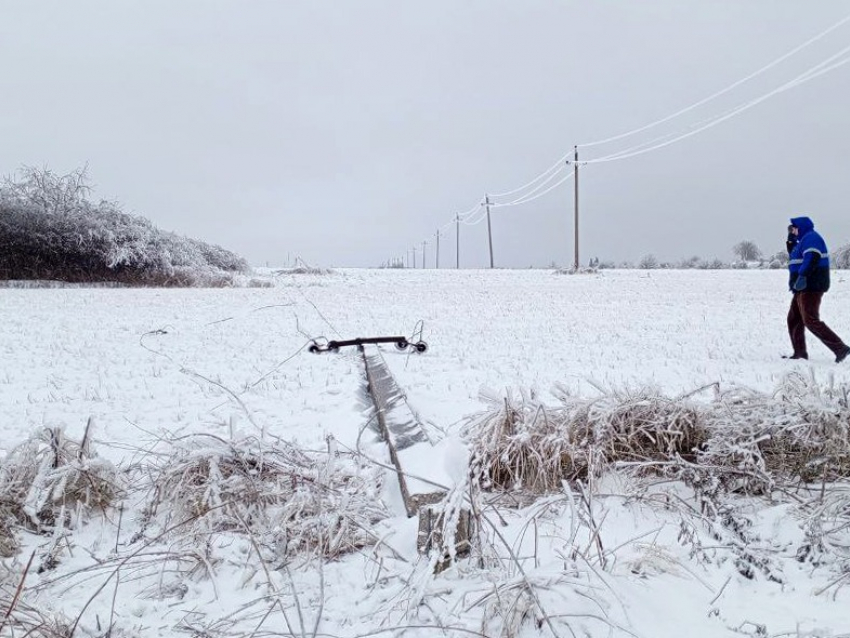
309,335,428,354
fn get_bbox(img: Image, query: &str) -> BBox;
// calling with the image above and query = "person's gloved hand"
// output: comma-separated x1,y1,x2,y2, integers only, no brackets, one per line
787,225,798,253
793,275,807,291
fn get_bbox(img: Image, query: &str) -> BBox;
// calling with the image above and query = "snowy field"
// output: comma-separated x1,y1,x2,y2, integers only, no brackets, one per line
2,268,850,637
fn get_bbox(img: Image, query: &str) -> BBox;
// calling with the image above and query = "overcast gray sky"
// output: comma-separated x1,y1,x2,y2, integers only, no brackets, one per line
3,1,850,268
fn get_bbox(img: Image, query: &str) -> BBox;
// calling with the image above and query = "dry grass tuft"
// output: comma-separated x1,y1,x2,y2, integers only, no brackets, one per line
467,373,850,497
141,433,387,559
0,425,121,534
570,388,706,466
0,516,18,558
699,373,850,493
468,386,708,493
0,595,73,637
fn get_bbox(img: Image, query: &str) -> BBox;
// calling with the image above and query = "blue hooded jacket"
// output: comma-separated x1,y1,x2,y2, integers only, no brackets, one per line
788,216,830,292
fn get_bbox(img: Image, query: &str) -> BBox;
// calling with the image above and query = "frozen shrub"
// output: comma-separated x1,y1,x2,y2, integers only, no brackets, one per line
638,254,659,269
0,425,121,532
0,166,250,286
833,242,850,269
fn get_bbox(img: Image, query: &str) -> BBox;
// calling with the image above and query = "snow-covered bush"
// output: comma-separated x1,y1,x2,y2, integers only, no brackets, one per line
833,242,850,269
638,254,659,269
0,166,250,286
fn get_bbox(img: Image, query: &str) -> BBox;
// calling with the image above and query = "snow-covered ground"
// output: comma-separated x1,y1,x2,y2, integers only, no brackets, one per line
1,268,849,637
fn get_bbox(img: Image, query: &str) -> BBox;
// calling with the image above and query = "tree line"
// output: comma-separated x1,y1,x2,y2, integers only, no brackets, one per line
0,166,249,286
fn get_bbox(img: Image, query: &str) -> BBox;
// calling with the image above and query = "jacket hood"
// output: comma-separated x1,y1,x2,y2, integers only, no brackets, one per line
790,216,814,236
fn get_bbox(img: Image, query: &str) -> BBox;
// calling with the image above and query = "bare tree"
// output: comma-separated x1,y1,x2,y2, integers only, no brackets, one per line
638,254,659,269
1,165,92,216
732,240,762,262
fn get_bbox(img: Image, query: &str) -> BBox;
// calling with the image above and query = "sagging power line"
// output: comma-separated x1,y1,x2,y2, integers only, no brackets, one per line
399,11,850,270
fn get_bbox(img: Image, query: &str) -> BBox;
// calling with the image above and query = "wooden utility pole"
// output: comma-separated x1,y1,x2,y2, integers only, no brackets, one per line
485,194,494,269
422,240,427,268
573,146,580,271
435,230,440,269
412,246,417,269
456,213,460,269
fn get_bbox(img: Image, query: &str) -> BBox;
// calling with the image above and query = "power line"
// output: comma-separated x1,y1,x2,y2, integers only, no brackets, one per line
487,152,571,198
578,10,850,148
585,44,850,164
491,168,575,208
490,163,569,205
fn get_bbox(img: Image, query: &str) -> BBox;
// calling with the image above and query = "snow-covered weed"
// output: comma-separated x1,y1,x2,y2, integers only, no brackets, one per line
466,385,707,493
0,556,73,638
0,516,17,558
139,433,387,559
0,597,73,638
274,258,335,276
0,424,121,534
467,374,850,497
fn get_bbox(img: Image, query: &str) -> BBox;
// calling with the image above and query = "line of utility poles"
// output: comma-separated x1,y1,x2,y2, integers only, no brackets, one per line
393,148,582,270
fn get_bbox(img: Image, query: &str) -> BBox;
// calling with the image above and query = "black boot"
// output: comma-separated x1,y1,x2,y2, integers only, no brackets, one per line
836,346,850,363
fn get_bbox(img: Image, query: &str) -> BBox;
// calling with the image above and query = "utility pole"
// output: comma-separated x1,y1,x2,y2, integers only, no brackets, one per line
412,245,417,269
573,146,579,271
485,194,494,269
422,240,427,268
456,213,460,269
435,230,440,269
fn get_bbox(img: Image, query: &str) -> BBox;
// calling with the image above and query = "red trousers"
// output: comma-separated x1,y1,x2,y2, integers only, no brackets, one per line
787,292,846,357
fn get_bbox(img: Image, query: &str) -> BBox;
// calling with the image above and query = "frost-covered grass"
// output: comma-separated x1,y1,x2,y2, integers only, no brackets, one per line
466,371,850,493
1,268,850,637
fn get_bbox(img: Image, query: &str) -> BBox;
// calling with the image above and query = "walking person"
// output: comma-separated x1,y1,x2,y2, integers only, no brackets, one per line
785,215,850,363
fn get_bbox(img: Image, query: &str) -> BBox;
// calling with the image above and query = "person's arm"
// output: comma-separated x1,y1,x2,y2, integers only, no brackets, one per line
798,238,822,277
